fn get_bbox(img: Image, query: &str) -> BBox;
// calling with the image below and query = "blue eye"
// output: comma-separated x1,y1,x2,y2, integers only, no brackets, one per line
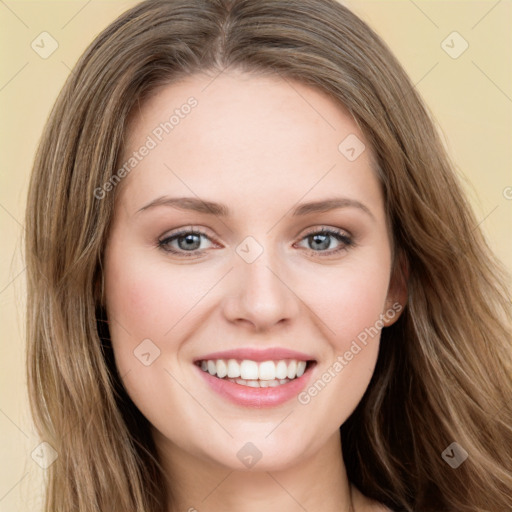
296,228,353,255
158,229,214,257
157,227,354,258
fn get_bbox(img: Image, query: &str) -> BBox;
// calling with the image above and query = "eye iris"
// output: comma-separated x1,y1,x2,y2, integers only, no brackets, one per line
178,233,201,250
310,233,331,250
165,230,344,254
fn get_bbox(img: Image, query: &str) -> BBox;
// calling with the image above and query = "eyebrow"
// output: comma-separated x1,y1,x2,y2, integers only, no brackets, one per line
136,195,375,220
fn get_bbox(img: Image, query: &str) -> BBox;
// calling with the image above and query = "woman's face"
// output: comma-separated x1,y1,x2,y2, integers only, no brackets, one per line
104,70,403,471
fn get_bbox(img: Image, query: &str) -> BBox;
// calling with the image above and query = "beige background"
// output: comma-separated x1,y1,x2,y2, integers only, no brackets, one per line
1,1,510,510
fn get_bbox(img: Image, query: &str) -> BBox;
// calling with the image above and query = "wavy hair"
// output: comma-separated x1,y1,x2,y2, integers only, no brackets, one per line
25,0,512,510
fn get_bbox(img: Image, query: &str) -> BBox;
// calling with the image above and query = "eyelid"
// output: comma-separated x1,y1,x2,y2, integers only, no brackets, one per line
300,225,352,238
158,225,214,242
157,225,354,257
294,226,354,255
157,226,219,256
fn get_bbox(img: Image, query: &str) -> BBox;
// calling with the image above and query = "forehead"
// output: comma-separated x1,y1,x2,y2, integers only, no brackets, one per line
116,70,383,220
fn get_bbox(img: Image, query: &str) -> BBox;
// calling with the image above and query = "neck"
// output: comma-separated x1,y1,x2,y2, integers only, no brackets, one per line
153,429,354,512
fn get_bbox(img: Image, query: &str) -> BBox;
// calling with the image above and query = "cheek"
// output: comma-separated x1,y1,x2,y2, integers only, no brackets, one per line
299,256,391,350
102,247,213,426
104,247,215,345
293,253,391,420
103,243,231,414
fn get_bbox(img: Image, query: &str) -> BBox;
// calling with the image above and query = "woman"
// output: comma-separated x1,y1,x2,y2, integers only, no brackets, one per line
25,0,512,511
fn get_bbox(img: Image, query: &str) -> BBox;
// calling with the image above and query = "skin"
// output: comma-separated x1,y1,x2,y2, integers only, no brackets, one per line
103,70,405,512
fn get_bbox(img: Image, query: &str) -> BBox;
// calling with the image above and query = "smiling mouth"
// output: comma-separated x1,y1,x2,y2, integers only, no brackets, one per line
195,358,316,388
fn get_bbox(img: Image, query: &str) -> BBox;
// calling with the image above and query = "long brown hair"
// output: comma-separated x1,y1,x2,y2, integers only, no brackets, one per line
25,1,512,510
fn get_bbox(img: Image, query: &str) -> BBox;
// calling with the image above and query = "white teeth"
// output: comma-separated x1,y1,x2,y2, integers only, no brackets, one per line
287,360,297,379
198,358,311,382
216,359,227,378
275,360,288,380
230,378,290,387
227,359,241,378
240,360,259,380
296,361,306,377
258,360,276,380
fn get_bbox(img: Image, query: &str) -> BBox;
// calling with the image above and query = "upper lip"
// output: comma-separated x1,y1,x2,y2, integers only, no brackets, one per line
194,347,316,363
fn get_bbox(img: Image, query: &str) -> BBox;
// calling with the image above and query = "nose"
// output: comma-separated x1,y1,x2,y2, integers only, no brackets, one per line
222,249,300,332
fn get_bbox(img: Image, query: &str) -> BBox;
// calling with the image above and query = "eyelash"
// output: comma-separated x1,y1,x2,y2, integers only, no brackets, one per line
157,226,354,258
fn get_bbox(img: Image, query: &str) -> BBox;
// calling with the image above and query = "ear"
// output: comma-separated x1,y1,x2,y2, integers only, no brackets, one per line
382,250,408,327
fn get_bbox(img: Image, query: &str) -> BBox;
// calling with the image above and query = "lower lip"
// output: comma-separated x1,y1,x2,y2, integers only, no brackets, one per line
195,363,316,408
